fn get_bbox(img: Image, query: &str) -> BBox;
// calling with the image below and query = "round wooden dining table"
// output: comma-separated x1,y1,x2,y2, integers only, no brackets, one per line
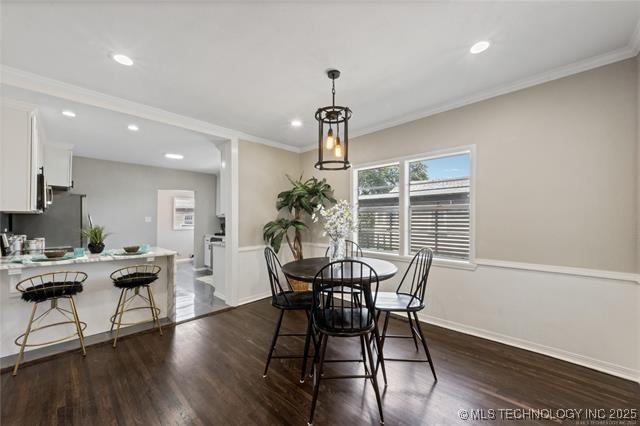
282,256,398,283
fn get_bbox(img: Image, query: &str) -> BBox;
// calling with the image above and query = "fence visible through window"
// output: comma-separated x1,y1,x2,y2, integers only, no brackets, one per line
357,206,399,252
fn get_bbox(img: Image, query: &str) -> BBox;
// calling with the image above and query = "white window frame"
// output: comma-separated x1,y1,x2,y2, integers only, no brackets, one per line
350,145,476,270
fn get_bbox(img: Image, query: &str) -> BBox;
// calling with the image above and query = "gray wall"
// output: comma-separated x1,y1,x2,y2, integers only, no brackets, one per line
72,157,218,267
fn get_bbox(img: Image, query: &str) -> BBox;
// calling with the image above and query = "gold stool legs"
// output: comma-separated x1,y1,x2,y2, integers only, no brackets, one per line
111,286,162,348
112,288,129,348
12,303,38,376
13,297,87,376
69,296,86,356
147,286,163,336
110,289,126,332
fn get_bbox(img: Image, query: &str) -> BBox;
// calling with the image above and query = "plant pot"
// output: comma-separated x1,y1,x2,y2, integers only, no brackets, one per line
88,242,105,254
290,279,310,292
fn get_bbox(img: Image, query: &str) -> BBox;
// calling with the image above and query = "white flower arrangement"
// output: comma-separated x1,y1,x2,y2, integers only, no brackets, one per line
312,200,358,241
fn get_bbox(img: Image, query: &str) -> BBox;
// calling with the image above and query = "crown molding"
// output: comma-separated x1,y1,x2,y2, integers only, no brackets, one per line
0,65,300,153
300,38,640,153
3,19,638,158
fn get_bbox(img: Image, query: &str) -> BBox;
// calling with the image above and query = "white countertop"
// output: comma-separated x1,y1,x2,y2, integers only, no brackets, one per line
0,247,177,271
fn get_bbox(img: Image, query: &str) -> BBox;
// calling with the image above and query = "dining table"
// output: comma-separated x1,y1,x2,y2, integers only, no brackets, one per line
282,256,399,284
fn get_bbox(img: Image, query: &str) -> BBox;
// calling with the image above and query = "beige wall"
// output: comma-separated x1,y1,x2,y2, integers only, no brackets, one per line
238,140,301,246
242,58,638,272
637,54,640,273
299,58,639,273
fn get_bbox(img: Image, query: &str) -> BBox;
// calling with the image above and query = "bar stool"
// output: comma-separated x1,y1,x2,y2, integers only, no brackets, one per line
13,271,88,376
375,247,437,381
263,247,317,383
109,264,163,348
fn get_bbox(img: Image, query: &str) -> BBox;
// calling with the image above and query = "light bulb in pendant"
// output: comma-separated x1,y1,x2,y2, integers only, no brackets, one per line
325,128,334,150
334,136,343,158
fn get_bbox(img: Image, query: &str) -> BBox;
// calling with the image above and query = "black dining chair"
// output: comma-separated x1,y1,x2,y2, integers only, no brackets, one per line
263,247,316,383
324,239,364,258
374,247,437,381
307,259,385,425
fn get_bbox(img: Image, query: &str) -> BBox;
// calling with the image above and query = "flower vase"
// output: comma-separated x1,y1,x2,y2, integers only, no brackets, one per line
328,238,346,262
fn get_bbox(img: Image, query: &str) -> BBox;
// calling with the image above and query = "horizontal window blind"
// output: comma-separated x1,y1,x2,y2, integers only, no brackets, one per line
409,204,470,259
357,206,399,252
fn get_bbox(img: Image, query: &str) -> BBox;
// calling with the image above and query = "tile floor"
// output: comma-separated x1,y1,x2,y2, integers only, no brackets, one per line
175,261,228,322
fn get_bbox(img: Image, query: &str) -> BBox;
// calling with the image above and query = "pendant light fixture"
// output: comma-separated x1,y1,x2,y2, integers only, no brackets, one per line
315,69,351,170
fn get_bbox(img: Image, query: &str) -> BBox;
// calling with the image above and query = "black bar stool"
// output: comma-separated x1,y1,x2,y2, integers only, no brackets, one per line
375,247,437,381
13,271,88,375
263,247,316,383
109,264,163,348
307,259,385,425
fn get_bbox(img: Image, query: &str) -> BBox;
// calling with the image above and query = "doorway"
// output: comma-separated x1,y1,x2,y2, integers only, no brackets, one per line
157,189,227,321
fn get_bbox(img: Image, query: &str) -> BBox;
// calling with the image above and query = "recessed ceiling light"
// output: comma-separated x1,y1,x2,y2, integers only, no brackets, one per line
112,53,134,66
470,41,490,54
62,110,76,118
290,119,303,128
127,124,139,131
165,153,184,160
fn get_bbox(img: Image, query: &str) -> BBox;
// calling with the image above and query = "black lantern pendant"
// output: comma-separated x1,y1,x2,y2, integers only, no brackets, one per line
315,69,351,170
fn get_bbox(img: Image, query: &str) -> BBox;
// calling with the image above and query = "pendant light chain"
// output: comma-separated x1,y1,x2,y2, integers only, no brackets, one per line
315,69,351,171
332,78,336,108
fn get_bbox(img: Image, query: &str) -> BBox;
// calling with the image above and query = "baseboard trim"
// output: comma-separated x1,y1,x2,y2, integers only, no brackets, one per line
176,258,192,264
236,291,270,306
192,267,209,272
417,312,640,383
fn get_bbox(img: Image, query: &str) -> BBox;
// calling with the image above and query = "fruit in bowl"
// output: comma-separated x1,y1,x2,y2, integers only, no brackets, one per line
123,245,140,254
44,250,66,259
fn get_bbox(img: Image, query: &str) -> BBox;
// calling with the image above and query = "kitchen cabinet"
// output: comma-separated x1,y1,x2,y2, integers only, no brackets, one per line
0,101,42,213
44,144,73,188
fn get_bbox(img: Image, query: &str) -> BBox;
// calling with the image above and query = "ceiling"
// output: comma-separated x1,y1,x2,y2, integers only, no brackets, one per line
1,2,639,149
1,85,222,174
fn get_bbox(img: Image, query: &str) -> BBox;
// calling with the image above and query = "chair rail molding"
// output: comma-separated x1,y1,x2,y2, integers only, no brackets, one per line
301,242,639,283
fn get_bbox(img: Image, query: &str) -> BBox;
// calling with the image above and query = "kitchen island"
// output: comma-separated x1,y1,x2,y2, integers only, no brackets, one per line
0,247,176,364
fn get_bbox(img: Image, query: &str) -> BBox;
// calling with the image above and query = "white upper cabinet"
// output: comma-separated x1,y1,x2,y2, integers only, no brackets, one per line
44,144,73,188
1,100,41,213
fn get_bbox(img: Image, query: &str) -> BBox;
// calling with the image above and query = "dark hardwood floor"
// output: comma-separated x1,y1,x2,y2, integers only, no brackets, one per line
2,299,638,425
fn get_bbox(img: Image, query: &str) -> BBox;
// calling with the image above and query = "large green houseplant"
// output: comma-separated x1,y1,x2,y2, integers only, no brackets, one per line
263,175,336,262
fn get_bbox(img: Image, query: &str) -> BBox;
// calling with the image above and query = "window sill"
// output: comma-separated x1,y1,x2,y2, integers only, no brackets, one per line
360,250,477,271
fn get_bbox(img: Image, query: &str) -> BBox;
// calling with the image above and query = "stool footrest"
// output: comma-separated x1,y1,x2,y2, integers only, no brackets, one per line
14,320,87,347
110,306,161,327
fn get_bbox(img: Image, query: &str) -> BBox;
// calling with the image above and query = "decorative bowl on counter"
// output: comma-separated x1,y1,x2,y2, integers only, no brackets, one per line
44,250,67,259
123,245,140,254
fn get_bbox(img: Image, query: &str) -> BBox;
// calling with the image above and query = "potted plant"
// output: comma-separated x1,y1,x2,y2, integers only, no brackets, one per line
82,225,110,254
263,175,335,288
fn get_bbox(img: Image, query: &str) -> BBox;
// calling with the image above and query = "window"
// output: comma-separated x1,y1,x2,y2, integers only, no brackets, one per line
356,164,400,253
353,149,473,262
409,154,470,260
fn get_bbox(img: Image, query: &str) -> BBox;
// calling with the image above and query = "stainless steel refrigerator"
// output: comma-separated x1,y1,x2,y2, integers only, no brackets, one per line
11,190,86,249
